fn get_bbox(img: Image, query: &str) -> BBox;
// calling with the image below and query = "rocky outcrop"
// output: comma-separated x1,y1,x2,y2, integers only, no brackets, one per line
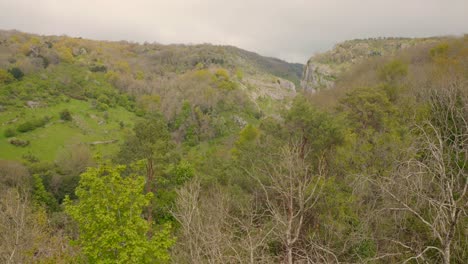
26,100,41,108
300,62,334,92
244,76,296,100
301,37,440,92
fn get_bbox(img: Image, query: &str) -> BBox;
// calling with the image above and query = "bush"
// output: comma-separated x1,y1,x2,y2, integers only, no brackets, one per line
8,137,30,147
17,121,35,133
4,128,16,138
60,109,72,121
8,67,24,80
17,117,49,133
89,64,107,73
97,102,109,111
0,69,15,84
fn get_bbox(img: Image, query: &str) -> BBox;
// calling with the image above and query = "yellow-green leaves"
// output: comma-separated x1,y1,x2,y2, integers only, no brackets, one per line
65,163,174,263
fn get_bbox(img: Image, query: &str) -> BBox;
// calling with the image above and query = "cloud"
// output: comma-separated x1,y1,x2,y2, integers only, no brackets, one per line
0,0,467,63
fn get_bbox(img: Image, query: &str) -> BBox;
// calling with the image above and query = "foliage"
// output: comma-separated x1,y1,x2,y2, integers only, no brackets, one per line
8,67,24,80
339,87,395,133
64,163,174,263
8,137,30,147
59,109,72,121
32,174,59,211
17,117,49,133
4,128,16,137
286,95,344,153
0,69,15,84
378,59,408,83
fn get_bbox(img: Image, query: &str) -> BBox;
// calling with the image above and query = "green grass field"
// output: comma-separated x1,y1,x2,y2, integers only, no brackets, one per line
0,99,138,162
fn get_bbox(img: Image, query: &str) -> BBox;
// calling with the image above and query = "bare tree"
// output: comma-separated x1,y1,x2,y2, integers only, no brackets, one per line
253,141,327,264
172,179,237,263
373,86,467,264
0,187,76,263
172,178,276,264
0,188,28,263
227,197,277,264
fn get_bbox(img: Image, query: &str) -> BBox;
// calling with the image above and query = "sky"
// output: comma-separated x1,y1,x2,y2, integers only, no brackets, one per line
0,0,467,63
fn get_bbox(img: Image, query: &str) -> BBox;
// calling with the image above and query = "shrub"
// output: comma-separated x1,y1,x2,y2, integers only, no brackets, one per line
97,94,110,105
235,68,244,80
0,69,15,84
4,128,16,138
89,64,107,73
0,160,30,188
17,117,49,133
8,67,24,80
60,109,72,121
8,137,30,147
97,102,109,111
17,121,35,133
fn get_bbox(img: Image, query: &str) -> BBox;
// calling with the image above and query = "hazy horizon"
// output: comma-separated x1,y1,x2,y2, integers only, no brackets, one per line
1,0,467,63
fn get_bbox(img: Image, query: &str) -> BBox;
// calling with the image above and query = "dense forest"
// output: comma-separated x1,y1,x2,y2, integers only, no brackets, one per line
0,30,467,263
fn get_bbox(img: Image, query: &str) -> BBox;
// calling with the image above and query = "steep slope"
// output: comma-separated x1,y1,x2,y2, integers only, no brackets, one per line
0,30,301,161
301,37,442,91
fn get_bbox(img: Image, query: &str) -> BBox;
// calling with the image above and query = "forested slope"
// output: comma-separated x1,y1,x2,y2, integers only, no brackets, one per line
0,30,466,263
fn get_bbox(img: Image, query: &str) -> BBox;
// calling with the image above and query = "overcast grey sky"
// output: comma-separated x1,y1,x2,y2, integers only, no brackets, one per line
0,0,467,63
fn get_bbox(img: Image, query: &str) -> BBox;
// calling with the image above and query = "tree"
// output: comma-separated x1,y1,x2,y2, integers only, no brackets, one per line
253,142,327,264
0,188,76,263
372,87,467,264
64,163,174,263
172,179,274,263
339,87,395,133
117,113,173,224
286,96,344,161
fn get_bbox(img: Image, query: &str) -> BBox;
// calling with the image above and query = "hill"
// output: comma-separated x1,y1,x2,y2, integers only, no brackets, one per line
301,37,442,91
0,30,302,161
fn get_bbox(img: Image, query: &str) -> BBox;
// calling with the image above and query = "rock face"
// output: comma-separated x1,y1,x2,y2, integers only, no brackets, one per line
301,37,440,92
300,62,334,92
244,76,296,100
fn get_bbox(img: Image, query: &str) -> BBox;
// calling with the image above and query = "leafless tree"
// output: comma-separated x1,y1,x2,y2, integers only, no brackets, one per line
253,141,327,264
227,197,277,264
172,178,276,263
172,179,237,263
0,188,77,263
372,86,467,264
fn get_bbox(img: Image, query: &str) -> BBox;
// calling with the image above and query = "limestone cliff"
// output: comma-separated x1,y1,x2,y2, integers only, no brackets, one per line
301,37,440,92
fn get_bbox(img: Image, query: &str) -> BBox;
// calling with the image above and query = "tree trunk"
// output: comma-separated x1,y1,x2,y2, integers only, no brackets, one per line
442,245,450,264
285,196,294,264
146,158,154,228
299,131,307,160
286,246,293,264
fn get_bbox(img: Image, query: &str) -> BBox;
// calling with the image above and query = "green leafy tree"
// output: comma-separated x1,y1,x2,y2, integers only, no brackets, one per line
64,163,174,263
378,60,408,101
286,96,344,160
32,174,59,212
231,124,260,158
339,87,395,133
117,113,173,223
